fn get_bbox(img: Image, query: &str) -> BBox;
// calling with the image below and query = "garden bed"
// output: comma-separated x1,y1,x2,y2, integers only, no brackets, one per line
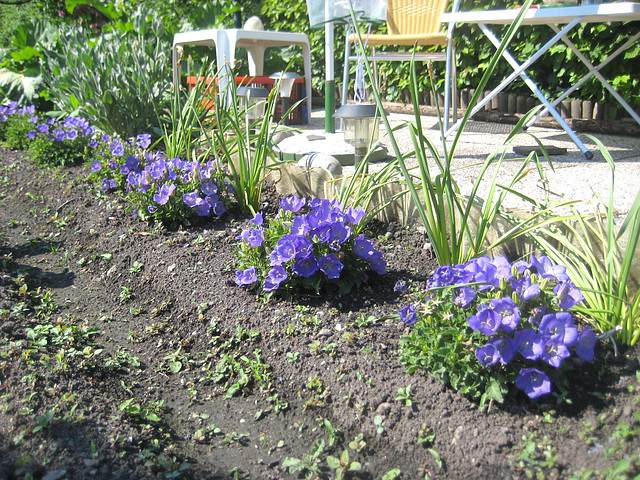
0,147,639,480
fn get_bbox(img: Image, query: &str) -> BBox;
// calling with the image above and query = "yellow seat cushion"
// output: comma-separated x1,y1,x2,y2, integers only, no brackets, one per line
348,33,448,47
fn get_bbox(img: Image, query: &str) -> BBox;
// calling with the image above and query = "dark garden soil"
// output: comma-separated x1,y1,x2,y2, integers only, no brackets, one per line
0,147,639,480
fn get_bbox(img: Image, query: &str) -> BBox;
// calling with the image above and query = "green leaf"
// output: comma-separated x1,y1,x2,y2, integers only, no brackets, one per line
144,411,161,422
428,448,443,468
10,46,40,63
485,376,505,404
69,94,79,110
326,455,341,469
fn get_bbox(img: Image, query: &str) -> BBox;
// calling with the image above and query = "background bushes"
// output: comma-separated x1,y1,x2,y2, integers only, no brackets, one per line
1,0,639,119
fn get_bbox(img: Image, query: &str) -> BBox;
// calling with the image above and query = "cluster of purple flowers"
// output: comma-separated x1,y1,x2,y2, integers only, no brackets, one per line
27,115,95,142
0,102,93,142
90,134,226,220
0,103,38,147
0,101,22,122
234,196,386,294
400,254,596,400
1,102,96,165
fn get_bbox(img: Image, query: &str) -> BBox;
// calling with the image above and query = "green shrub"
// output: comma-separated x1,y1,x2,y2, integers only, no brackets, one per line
399,255,596,404
2,104,36,150
531,137,640,346
88,133,229,228
233,198,387,297
42,8,171,139
27,116,94,167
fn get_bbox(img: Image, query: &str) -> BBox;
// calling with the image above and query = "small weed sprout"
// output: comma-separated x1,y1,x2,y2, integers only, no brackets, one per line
282,439,325,479
396,384,413,406
374,415,385,435
327,448,362,479
33,408,56,432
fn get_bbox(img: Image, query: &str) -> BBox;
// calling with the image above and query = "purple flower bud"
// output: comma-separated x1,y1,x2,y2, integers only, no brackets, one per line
110,141,125,157
489,337,517,365
65,128,78,140
394,280,408,293
490,297,521,333
530,254,570,282
250,211,263,226
293,255,319,277
539,312,578,346
280,195,306,212
136,133,152,149
345,206,365,225
270,238,296,266
354,235,375,259
553,281,585,310
476,343,499,367
153,183,176,205
511,275,541,301
575,327,596,362
201,182,217,196
540,337,571,368
514,328,543,361
183,191,199,208
328,221,351,248
309,224,331,244
367,251,387,275
263,266,288,291
125,156,139,170
454,286,476,308
292,236,313,259
194,198,211,216
237,228,264,248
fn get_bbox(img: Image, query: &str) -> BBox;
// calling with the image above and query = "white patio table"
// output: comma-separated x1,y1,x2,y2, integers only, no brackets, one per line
172,29,313,120
442,2,640,158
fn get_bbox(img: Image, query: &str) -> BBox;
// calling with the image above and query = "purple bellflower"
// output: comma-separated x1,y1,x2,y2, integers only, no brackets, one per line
516,368,552,399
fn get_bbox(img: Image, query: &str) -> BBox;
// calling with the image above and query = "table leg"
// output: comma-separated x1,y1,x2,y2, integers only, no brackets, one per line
172,44,182,87
447,18,594,158
527,29,640,127
246,46,266,76
215,31,235,109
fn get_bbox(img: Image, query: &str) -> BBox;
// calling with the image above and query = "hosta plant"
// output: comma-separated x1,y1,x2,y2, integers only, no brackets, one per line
398,255,596,405
88,133,228,227
234,196,387,297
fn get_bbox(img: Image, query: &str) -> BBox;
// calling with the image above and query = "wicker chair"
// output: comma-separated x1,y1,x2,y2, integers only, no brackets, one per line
341,0,459,128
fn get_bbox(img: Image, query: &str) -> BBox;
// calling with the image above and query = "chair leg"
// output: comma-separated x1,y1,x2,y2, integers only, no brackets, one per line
372,46,379,94
452,46,458,124
444,41,458,131
342,25,351,107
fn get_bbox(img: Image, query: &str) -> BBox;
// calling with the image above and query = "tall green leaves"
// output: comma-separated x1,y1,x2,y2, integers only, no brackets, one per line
42,9,170,138
209,79,281,215
351,0,566,265
530,136,640,346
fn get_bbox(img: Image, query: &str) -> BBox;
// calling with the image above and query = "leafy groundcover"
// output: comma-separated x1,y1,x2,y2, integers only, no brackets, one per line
1,148,639,480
